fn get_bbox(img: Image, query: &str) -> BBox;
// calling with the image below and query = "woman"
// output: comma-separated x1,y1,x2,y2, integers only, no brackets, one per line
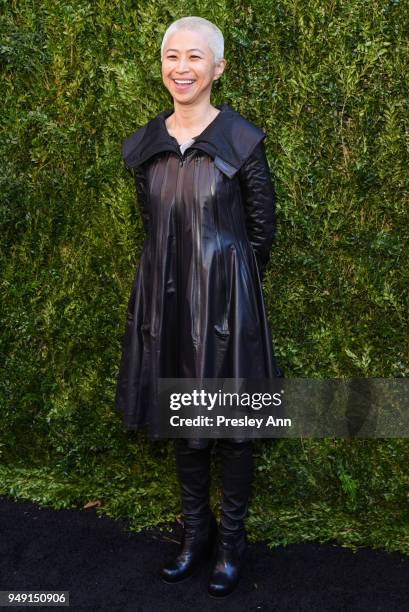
115,16,282,597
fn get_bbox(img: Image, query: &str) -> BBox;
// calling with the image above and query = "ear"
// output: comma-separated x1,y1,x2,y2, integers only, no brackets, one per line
215,58,226,79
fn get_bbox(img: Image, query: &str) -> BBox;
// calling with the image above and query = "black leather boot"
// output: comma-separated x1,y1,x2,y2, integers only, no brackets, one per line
161,439,217,583
208,440,253,598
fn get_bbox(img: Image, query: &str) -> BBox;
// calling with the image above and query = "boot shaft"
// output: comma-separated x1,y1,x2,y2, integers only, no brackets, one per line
217,439,254,538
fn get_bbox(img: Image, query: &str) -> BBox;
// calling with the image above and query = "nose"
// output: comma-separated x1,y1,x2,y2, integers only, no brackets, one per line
175,57,190,72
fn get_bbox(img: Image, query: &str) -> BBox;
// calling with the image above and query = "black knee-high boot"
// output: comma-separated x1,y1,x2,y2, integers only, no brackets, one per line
161,439,218,583
208,439,254,597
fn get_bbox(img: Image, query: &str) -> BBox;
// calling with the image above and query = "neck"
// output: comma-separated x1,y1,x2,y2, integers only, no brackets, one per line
168,99,219,130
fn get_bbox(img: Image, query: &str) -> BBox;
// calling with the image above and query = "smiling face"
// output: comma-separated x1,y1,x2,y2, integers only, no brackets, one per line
161,28,226,104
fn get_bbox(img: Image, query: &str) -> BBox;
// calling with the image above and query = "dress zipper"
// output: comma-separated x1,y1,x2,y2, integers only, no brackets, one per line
173,147,202,346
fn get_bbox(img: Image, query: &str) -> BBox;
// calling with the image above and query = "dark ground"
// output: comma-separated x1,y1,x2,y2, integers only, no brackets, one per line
0,495,408,611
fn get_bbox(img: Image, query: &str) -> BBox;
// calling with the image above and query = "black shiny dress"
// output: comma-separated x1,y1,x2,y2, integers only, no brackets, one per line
114,103,282,448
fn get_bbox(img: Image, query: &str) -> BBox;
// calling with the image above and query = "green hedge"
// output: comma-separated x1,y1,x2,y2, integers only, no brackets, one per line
1,0,408,553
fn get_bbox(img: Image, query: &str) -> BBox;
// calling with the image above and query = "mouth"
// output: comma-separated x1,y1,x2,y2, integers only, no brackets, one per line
172,78,196,91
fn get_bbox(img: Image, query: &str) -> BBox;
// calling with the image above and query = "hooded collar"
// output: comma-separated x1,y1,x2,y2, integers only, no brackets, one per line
122,102,266,178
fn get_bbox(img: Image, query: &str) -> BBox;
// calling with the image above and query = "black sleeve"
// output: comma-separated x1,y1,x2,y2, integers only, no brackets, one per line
122,133,150,235
238,140,276,281
131,164,150,235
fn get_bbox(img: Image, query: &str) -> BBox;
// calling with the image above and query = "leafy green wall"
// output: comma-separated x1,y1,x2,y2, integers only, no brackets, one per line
1,0,408,553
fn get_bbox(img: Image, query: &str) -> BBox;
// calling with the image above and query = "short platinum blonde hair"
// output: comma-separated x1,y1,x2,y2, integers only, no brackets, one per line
161,16,224,64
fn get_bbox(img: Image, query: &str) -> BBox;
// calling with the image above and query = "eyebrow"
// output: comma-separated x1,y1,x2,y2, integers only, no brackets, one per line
165,48,204,53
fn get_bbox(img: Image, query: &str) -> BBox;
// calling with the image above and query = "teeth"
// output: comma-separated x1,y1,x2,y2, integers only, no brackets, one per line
174,79,194,84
